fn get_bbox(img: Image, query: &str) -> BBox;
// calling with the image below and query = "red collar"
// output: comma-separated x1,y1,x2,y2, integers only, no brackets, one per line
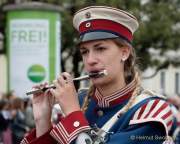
93,79,137,108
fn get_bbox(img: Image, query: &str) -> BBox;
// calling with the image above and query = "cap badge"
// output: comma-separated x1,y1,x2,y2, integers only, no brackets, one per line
85,22,91,28
85,12,91,19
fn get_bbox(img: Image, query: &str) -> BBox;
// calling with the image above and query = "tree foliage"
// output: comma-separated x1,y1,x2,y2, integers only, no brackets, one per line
58,0,180,79
0,0,180,80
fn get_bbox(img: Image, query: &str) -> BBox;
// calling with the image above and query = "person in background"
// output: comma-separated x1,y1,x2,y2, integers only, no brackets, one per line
21,6,174,144
0,92,5,101
168,95,180,110
0,99,12,144
11,98,29,144
23,98,35,130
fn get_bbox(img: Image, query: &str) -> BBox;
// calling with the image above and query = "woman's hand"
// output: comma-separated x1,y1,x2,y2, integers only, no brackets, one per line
50,72,80,116
32,82,54,137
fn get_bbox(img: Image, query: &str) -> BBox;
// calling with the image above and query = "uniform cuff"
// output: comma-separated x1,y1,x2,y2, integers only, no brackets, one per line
20,129,36,144
20,128,56,144
50,111,91,144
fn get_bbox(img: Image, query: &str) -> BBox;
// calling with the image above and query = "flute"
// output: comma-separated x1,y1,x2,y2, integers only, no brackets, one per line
26,70,107,95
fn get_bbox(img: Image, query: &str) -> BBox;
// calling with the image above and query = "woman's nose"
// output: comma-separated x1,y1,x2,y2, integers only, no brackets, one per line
86,52,98,65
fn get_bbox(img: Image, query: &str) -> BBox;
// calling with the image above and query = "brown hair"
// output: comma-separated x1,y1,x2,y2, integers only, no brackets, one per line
11,98,24,110
113,38,138,84
81,37,142,113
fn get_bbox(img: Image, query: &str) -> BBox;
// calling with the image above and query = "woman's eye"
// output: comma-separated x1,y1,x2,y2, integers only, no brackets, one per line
96,47,106,51
80,50,88,55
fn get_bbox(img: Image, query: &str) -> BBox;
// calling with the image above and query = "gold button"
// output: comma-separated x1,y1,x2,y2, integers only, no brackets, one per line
97,110,104,117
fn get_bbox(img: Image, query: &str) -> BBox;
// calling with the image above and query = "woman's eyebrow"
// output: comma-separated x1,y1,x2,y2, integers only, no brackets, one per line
93,43,103,48
79,42,104,50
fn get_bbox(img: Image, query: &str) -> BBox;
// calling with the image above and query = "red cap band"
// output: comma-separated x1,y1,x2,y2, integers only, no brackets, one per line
79,19,133,42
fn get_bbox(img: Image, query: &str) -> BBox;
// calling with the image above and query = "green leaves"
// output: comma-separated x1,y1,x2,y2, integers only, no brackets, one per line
49,0,180,76
1,0,180,78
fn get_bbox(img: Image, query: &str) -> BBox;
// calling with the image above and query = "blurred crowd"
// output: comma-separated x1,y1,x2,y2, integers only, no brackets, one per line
0,90,180,144
0,91,35,144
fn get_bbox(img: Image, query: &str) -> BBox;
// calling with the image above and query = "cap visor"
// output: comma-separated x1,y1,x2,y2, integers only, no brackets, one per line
78,31,119,43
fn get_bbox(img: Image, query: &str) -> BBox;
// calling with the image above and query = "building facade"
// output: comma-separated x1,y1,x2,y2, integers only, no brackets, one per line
142,65,180,97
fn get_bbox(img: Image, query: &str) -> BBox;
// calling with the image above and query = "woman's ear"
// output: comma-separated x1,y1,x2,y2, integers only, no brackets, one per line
121,46,130,62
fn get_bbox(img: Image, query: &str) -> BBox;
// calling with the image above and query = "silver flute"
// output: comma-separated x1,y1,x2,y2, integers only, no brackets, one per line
26,70,107,95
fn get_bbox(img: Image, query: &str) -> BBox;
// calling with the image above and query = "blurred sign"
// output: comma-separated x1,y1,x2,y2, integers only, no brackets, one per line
6,10,61,98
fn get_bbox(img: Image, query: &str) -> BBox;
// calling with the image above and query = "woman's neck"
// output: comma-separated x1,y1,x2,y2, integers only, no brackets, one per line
96,75,126,96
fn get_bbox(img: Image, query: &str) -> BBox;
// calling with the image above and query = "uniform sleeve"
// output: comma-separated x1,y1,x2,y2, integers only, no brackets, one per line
107,122,167,144
107,99,173,143
170,105,180,144
74,121,169,144
20,110,90,144
50,111,91,144
20,128,57,144
21,90,89,144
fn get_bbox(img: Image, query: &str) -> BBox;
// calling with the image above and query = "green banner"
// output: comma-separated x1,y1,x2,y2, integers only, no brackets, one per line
6,9,61,97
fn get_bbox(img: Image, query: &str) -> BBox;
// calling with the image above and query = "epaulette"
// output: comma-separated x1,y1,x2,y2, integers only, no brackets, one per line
129,90,173,136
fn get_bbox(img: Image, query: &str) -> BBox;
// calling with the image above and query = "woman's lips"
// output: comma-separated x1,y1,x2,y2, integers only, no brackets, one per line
89,69,104,73
88,70,107,79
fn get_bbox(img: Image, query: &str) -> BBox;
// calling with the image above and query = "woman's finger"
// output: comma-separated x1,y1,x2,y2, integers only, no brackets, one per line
57,75,66,87
49,88,56,97
62,72,73,85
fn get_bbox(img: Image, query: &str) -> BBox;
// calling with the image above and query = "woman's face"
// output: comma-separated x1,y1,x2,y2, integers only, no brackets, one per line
79,39,129,86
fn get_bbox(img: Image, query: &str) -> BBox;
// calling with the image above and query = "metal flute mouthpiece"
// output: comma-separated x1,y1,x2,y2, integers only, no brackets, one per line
26,70,107,95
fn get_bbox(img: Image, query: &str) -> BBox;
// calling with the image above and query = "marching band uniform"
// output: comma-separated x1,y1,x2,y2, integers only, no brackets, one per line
21,79,173,144
169,105,180,144
21,6,174,144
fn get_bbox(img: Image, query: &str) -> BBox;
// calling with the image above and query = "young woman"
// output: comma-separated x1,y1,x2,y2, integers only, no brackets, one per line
21,6,174,144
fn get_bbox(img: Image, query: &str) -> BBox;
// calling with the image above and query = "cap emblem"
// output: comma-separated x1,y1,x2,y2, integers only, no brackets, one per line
85,12,91,18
